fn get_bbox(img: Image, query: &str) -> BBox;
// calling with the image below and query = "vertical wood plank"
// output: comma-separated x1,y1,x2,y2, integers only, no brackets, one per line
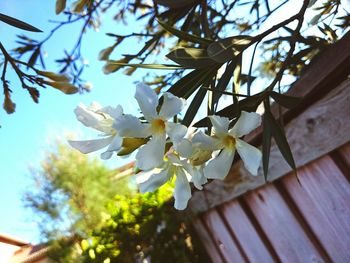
282,155,350,262
220,200,276,263
245,184,324,263
202,209,246,262
192,218,224,263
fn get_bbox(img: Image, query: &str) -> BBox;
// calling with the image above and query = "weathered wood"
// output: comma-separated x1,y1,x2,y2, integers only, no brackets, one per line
219,200,275,263
189,78,350,213
244,184,324,262
282,155,350,262
247,31,350,146
337,142,350,172
192,218,224,263
202,209,246,262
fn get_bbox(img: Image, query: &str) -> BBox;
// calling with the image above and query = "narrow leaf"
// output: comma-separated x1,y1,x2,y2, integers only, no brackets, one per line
264,110,296,171
262,104,272,180
106,61,186,70
212,61,236,108
270,91,302,108
207,36,253,63
166,47,218,68
56,0,67,14
0,13,42,32
28,48,40,68
158,20,212,45
182,88,207,126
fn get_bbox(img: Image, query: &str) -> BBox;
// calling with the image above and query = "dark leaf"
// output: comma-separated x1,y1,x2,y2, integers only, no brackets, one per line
158,20,212,45
270,91,302,109
167,68,217,99
166,47,218,68
28,48,40,68
0,13,42,32
264,109,296,171
27,87,40,103
105,61,185,70
182,87,207,126
207,36,253,63
262,104,272,181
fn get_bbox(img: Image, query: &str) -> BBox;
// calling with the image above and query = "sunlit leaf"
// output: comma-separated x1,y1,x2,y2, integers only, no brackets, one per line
207,36,253,63
56,0,67,15
166,47,217,68
158,20,212,45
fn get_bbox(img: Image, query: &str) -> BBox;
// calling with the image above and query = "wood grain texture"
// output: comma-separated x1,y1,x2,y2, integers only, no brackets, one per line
189,78,350,213
244,184,324,263
219,200,275,263
192,218,224,263
282,155,350,262
338,141,350,169
202,209,246,262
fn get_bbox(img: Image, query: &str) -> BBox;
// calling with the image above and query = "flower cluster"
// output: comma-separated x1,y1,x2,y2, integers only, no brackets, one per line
69,84,262,210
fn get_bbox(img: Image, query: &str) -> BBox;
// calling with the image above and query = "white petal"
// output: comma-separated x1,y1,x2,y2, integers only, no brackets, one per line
74,104,102,129
100,136,123,160
236,139,262,175
204,148,234,180
101,105,123,119
136,134,166,170
135,83,158,121
68,136,113,154
159,92,186,120
137,168,171,193
192,131,219,150
175,139,193,158
114,114,151,138
192,166,207,190
174,168,192,210
166,122,187,144
229,111,261,137
209,115,230,136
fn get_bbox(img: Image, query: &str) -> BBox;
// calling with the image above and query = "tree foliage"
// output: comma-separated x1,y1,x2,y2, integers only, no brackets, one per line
24,143,134,260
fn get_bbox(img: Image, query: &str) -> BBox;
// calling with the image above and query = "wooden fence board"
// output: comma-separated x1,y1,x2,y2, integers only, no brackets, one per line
220,200,275,263
282,155,350,262
338,142,350,169
202,209,246,262
192,218,224,263
189,78,350,213
244,185,324,262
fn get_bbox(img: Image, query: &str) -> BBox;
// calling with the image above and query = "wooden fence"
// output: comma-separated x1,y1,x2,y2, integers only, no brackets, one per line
189,32,350,263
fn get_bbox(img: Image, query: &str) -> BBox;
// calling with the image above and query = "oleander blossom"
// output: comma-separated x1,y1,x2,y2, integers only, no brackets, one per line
203,111,262,179
114,83,187,171
136,153,192,210
68,102,123,159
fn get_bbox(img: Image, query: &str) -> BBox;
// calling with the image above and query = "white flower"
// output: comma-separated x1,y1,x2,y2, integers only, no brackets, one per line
68,103,123,159
203,111,262,179
115,83,186,171
136,153,192,210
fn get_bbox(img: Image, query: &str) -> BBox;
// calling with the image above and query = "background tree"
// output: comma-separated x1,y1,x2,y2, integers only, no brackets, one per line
1,0,349,177
24,142,134,260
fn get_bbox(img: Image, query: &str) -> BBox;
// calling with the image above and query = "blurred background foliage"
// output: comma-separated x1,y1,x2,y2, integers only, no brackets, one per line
24,143,207,262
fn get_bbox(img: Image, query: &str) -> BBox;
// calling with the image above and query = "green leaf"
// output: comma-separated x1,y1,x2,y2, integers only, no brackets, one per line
262,104,272,181
270,91,302,108
182,88,207,126
264,110,296,171
166,47,218,68
56,0,67,15
207,36,253,63
167,68,217,99
105,61,186,70
0,13,42,32
158,20,212,45
212,60,236,108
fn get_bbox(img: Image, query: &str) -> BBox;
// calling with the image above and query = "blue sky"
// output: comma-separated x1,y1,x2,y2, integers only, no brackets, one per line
0,1,149,243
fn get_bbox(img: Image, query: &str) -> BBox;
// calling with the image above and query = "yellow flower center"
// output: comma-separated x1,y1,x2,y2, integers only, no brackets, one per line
222,134,236,150
151,118,166,134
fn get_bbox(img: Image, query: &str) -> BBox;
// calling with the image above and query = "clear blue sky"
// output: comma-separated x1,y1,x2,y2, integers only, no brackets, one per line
0,1,150,243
